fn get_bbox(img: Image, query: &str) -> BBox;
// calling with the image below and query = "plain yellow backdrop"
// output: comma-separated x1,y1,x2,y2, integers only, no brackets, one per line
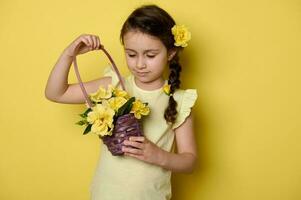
0,0,300,200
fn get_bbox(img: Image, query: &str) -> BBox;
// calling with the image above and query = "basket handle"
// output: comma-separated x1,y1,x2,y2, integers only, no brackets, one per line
73,44,126,108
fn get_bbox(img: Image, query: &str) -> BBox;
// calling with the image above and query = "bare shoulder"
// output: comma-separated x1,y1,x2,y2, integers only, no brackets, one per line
55,76,112,104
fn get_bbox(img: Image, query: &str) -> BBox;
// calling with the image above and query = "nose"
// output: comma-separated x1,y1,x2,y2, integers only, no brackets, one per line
136,56,146,70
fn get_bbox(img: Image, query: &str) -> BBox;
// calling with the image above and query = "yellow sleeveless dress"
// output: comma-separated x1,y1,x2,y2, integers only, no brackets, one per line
89,66,198,200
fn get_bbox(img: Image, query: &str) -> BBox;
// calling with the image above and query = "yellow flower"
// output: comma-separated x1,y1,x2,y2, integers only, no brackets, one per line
89,85,113,102
171,25,191,47
87,103,115,136
107,97,127,111
112,86,130,99
130,99,150,119
163,84,171,96
91,120,113,137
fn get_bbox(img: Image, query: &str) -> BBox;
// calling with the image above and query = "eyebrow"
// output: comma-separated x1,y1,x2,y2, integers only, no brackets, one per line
124,48,160,53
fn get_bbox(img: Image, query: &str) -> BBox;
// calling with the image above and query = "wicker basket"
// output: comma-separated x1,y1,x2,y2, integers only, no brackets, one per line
102,113,143,155
73,45,144,156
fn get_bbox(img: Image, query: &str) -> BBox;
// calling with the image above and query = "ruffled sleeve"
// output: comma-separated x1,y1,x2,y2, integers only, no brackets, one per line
172,89,198,130
102,65,120,87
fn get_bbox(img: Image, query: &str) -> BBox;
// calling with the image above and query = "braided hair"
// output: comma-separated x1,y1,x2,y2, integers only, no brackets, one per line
120,4,184,123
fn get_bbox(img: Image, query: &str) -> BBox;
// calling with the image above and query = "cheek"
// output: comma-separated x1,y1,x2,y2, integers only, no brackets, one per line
146,57,167,69
125,57,135,68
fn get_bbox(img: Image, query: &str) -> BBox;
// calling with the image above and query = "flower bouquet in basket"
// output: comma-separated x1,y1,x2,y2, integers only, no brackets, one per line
72,44,150,156
76,84,150,155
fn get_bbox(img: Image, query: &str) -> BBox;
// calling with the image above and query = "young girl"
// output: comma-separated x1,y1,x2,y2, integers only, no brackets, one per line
45,4,198,200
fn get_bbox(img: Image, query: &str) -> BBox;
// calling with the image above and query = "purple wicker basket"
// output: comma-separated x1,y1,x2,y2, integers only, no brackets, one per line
73,45,144,156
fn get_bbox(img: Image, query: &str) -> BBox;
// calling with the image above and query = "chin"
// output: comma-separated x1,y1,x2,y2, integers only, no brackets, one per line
136,76,150,82
136,75,157,83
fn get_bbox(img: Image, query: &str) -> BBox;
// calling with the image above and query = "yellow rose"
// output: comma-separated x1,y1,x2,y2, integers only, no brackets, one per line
171,25,191,47
89,85,113,102
87,103,115,136
130,99,150,119
163,84,171,96
107,97,127,111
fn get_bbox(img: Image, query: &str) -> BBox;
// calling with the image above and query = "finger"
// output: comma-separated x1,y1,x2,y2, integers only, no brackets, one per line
96,35,101,49
91,35,97,49
122,146,143,155
124,140,144,149
129,136,145,143
86,35,93,49
124,152,143,160
81,37,90,47
94,35,100,49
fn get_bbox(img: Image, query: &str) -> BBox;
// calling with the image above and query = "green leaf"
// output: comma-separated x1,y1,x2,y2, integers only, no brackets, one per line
123,101,134,114
83,124,92,135
79,107,92,118
75,120,86,126
83,107,92,115
79,113,86,118
117,97,135,116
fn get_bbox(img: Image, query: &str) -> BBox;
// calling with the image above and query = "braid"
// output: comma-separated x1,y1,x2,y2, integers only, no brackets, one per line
164,54,182,123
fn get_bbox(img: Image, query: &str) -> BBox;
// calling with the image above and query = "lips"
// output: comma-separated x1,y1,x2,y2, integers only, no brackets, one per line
136,70,149,73
135,71,149,76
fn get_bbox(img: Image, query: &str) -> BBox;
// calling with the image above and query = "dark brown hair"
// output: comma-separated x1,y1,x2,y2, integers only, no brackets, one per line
120,4,184,123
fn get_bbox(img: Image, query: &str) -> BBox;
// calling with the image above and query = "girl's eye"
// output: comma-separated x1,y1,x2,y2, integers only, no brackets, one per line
128,54,136,57
147,55,156,58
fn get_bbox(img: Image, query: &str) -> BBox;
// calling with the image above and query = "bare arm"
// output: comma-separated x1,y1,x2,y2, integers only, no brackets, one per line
158,113,198,173
44,34,111,104
122,112,198,174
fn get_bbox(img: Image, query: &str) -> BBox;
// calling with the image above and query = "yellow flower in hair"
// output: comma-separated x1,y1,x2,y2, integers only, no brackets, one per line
163,84,171,96
171,24,191,47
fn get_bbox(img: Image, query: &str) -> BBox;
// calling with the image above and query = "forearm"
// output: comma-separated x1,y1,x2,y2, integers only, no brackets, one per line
44,49,73,100
158,150,197,174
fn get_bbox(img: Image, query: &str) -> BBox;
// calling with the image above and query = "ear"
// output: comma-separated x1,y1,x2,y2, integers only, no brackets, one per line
168,49,177,61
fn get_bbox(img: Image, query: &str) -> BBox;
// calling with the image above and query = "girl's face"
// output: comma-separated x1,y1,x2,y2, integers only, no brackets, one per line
123,30,176,88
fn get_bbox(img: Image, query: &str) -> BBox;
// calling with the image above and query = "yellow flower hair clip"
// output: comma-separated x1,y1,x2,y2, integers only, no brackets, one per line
163,84,172,96
171,24,191,47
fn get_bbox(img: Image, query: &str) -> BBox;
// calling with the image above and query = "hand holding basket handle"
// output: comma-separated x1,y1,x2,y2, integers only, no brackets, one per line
73,42,144,156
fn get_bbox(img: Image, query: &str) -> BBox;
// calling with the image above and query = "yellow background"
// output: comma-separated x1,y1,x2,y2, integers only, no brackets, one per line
0,0,300,199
